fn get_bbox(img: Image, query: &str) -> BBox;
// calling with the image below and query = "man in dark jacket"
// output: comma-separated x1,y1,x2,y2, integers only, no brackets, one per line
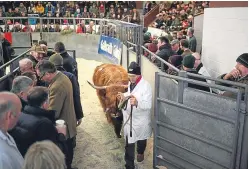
182,54,210,92
187,27,197,52
49,53,83,126
9,86,68,157
54,42,78,79
0,32,14,77
171,39,184,55
39,40,56,57
1,32,13,64
18,58,48,87
216,53,248,99
180,39,193,57
11,76,34,111
153,36,176,71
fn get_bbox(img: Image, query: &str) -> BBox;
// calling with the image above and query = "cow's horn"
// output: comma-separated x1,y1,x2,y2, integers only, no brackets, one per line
87,81,107,90
87,81,129,89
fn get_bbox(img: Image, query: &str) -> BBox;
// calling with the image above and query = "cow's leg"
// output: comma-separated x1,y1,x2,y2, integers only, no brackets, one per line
111,111,123,138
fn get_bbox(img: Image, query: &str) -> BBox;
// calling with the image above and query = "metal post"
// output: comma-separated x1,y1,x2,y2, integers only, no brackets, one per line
178,70,187,103
139,25,143,67
127,43,130,69
120,42,123,66
95,20,97,34
40,18,43,33
153,72,160,168
73,18,76,32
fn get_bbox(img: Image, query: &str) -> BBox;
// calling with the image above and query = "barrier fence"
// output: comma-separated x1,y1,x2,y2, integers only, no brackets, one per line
154,71,247,169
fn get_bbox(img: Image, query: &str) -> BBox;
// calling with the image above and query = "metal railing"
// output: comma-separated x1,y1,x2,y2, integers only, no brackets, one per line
0,49,30,82
141,46,180,72
0,49,30,71
153,71,247,169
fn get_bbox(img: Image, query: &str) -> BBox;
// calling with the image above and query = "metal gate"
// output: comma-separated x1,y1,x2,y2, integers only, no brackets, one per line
153,71,248,169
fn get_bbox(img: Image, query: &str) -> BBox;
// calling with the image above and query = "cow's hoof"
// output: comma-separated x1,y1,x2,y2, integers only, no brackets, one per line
116,134,122,138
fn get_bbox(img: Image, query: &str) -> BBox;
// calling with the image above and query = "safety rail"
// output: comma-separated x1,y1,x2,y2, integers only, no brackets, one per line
144,4,159,27
10,46,76,60
153,70,247,169
141,46,180,72
0,49,30,70
0,17,139,32
0,49,30,83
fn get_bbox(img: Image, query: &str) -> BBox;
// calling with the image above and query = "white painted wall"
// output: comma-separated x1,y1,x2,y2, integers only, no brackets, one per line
193,14,204,54
202,7,248,78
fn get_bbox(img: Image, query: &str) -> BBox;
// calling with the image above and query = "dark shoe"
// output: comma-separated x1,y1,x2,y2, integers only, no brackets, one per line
137,154,144,162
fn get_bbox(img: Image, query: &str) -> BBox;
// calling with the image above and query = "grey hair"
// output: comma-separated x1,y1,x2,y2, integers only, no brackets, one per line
0,99,13,118
19,58,33,66
22,140,66,169
19,58,33,72
11,76,33,94
188,27,194,34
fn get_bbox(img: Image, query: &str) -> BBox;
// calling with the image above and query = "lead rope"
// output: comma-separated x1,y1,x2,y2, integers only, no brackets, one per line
118,96,136,137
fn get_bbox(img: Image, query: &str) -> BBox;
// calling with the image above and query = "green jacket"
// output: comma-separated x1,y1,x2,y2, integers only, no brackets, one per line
216,74,248,100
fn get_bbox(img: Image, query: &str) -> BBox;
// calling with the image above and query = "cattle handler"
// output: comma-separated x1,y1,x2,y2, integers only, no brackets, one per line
118,62,152,169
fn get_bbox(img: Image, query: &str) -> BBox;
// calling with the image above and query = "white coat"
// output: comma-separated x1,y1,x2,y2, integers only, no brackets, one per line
122,77,153,144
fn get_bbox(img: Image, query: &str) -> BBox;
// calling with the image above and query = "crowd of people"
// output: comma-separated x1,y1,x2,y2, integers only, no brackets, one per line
150,1,209,41
142,25,248,97
0,1,142,33
0,40,83,169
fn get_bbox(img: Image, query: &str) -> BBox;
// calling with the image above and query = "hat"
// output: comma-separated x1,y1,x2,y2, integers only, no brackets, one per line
170,39,180,45
30,45,46,54
128,62,141,75
236,53,248,68
49,53,63,66
182,55,195,68
144,33,150,41
169,55,183,67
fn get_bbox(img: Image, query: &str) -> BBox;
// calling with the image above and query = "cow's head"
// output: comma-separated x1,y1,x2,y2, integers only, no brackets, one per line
87,81,128,115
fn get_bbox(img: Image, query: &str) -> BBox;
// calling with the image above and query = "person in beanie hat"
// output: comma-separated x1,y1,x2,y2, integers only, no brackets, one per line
117,61,152,169
182,54,195,69
236,53,248,68
49,53,84,128
221,53,248,81
181,55,210,92
217,53,248,99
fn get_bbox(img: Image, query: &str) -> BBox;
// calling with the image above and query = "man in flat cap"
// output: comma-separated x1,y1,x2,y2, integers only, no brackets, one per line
171,39,183,55
117,62,152,169
28,45,47,69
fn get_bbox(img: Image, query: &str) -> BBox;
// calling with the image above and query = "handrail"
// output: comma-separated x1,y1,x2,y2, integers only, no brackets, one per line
144,4,160,17
11,46,76,60
144,4,160,27
127,41,137,47
194,12,204,17
0,17,109,21
0,49,30,70
141,46,180,72
0,17,140,27
0,66,19,82
186,72,248,88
